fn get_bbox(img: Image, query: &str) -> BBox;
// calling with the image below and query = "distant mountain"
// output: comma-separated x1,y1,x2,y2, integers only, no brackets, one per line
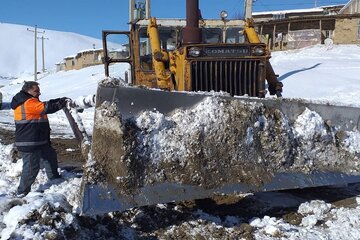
0,22,103,79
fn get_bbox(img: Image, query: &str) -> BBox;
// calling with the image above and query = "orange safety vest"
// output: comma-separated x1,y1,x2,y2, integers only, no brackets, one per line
14,98,48,122
13,97,51,151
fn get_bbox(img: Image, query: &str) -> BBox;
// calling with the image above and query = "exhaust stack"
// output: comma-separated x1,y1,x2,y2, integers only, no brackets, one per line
182,0,202,45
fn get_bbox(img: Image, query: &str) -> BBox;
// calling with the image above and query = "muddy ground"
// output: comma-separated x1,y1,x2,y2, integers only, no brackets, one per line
0,128,85,171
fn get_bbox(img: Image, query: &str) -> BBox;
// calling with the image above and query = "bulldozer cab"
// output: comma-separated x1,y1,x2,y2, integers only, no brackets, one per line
102,31,132,80
103,18,271,97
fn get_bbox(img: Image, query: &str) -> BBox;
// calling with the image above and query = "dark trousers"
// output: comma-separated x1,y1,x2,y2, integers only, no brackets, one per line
17,145,60,195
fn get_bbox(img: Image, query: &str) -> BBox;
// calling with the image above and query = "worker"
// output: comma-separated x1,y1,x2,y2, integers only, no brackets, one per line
10,81,69,197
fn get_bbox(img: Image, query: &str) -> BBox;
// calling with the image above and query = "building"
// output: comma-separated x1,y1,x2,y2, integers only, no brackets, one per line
74,49,103,70
55,62,66,72
253,1,360,50
340,0,360,14
60,49,104,72
334,0,360,44
63,55,76,71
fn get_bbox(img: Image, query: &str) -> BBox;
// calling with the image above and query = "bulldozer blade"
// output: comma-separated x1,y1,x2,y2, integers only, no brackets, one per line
80,83,360,215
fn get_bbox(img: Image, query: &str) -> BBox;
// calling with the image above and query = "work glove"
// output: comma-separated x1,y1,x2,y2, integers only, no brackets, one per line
57,97,71,109
46,97,71,113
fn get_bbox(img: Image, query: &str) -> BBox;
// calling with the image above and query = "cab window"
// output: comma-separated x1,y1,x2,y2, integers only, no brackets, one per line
202,27,222,43
139,27,178,70
226,28,245,43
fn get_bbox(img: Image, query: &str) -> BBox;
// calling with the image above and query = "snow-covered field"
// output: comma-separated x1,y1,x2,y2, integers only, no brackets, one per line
273,44,360,107
1,22,360,239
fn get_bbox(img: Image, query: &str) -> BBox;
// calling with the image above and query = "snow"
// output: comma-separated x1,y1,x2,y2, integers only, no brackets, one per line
293,108,328,140
272,44,360,107
0,23,103,82
1,22,360,239
133,97,359,172
343,131,360,154
134,97,244,164
253,6,325,16
250,200,360,239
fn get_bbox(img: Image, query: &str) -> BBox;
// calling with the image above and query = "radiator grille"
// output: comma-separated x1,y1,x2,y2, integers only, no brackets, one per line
191,60,261,97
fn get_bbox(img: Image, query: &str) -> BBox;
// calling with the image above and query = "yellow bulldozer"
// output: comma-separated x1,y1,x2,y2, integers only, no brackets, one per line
74,0,360,215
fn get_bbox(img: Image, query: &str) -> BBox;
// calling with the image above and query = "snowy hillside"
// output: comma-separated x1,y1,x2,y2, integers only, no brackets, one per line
0,23,103,83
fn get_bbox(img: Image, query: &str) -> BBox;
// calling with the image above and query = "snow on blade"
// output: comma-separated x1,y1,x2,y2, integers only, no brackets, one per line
87,94,360,200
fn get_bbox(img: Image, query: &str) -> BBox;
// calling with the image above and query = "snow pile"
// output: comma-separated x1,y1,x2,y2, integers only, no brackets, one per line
0,142,82,239
299,200,332,227
135,97,249,164
250,216,284,237
1,194,73,240
293,108,328,140
250,199,360,239
343,131,360,154
292,108,360,172
133,99,360,173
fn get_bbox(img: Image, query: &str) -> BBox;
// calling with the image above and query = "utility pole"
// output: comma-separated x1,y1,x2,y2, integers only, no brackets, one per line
37,35,49,73
27,25,45,81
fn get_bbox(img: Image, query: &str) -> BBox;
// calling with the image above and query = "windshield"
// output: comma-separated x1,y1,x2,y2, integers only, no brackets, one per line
225,28,245,43
139,27,178,70
202,28,222,43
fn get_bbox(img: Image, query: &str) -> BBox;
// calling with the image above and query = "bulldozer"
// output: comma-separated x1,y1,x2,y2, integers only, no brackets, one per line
72,0,360,215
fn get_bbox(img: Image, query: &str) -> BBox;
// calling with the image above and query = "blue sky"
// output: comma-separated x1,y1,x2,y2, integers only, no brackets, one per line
0,0,349,39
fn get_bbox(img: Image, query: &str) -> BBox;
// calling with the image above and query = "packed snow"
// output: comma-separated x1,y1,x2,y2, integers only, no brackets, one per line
1,23,360,239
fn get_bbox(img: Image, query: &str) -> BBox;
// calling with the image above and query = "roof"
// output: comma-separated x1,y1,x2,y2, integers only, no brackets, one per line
64,55,76,60
339,0,359,14
136,19,245,27
253,4,345,16
77,48,103,54
253,7,324,16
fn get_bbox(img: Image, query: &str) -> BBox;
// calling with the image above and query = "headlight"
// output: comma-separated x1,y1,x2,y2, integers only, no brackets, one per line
253,46,265,56
188,47,201,57
220,10,228,20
